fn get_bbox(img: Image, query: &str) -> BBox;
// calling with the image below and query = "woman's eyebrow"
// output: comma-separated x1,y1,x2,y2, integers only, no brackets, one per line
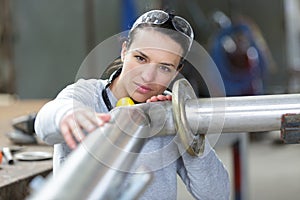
135,50,176,68
135,50,149,59
159,62,176,68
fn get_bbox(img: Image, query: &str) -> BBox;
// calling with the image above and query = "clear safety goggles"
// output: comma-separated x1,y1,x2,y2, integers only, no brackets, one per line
130,10,194,51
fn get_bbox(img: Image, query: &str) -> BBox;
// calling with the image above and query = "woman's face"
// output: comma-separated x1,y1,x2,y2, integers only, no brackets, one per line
117,28,183,102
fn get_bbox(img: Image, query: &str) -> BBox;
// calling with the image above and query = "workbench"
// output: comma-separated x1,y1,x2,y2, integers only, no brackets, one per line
0,98,53,200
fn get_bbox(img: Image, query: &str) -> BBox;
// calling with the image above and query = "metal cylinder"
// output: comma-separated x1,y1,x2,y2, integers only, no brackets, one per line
186,94,300,134
28,107,150,200
2,147,14,165
141,87,300,136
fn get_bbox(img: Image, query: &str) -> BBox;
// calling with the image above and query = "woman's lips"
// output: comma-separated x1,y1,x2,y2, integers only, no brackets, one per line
135,82,153,94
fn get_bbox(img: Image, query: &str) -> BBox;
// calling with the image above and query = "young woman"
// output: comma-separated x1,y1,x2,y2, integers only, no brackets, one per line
35,10,230,199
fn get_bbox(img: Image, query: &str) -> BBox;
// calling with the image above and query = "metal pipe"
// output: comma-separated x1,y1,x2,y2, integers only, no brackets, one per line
111,82,300,156
167,79,300,155
138,87,300,136
2,147,14,165
28,107,150,200
186,94,300,134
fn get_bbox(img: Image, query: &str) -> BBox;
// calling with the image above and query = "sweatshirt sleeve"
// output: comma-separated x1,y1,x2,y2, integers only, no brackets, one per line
177,139,230,200
35,79,101,145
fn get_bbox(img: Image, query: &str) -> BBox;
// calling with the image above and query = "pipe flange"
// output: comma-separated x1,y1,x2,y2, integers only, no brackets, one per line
172,78,205,156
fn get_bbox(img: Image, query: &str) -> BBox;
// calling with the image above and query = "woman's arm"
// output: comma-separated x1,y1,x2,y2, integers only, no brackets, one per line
177,139,230,200
35,97,75,145
35,79,110,147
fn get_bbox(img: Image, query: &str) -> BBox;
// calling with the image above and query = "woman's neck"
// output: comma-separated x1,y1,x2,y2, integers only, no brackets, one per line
109,76,127,100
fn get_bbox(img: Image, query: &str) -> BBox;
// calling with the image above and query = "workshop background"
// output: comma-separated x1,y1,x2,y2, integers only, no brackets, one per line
1,0,294,98
0,0,300,200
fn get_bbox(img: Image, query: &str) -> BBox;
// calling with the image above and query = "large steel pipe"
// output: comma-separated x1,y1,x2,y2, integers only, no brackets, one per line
186,94,300,134
170,79,300,155
137,87,300,136
28,107,150,200
169,79,300,135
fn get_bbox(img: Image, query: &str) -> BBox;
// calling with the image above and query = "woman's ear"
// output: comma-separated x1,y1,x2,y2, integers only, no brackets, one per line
121,41,128,62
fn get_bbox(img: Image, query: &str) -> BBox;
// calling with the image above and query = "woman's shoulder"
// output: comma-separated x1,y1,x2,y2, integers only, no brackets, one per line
57,78,108,99
75,78,107,89
56,78,109,106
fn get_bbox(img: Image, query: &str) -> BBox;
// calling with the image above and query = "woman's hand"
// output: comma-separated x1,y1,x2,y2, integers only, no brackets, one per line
59,109,111,149
146,94,172,103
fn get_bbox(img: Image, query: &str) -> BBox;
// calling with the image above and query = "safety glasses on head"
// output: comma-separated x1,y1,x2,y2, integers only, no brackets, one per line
130,10,194,51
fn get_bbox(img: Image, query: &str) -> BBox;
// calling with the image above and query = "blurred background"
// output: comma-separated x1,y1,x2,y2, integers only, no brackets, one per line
1,0,298,98
0,0,300,200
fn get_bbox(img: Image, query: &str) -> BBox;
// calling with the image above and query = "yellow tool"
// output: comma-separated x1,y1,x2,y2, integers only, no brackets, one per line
116,97,135,107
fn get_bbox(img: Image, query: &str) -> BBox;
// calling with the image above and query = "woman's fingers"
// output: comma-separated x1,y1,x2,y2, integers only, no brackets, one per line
60,121,77,149
59,110,111,149
165,95,172,101
67,117,86,143
156,95,167,101
96,113,111,126
77,111,99,132
147,96,159,102
146,94,172,102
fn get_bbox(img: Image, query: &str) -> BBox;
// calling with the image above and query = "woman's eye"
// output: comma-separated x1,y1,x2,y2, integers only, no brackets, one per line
135,56,146,63
159,65,172,73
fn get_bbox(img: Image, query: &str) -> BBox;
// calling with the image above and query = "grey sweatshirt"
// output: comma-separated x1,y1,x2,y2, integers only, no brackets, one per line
35,79,230,200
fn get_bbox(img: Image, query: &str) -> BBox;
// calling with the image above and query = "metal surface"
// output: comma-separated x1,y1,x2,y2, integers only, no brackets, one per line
14,151,52,161
2,147,14,165
28,107,150,200
146,79,300,138
172,78,205,156
186,92,300,134
160,79,300,155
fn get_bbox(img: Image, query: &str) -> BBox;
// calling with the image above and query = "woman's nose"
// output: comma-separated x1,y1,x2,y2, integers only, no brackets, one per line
141,64,157,83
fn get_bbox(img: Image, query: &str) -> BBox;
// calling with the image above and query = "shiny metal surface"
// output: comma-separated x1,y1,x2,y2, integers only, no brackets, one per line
172,78,205,156
186,93,300,134
168,78,300,135
139,79,300,156
140,79,300,137
28,107,150,200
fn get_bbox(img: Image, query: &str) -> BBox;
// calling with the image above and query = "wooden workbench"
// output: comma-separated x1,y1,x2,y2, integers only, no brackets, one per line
0,98,53,200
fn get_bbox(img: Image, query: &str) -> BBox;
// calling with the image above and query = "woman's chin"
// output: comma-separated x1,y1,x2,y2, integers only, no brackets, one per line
130,94,149,104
